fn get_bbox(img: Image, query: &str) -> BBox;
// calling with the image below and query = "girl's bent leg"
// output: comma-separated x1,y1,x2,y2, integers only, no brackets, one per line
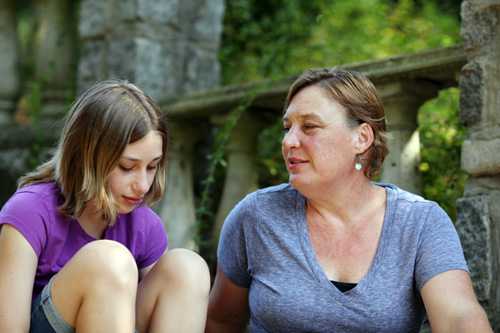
49,240,138,333
136,248,210,333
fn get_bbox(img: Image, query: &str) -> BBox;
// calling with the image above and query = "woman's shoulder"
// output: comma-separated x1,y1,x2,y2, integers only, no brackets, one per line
379,182,435,207
251,183,298,202
225,183,299,226
379,183,450,227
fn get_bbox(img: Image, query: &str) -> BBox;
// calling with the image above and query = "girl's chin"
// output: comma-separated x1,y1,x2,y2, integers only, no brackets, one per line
117,204,135,214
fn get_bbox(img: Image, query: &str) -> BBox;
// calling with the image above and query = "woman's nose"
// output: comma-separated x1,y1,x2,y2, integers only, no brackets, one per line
282,128,300,149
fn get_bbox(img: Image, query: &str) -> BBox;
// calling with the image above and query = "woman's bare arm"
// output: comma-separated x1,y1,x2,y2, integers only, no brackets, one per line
206,266,250,333
421,269,492,333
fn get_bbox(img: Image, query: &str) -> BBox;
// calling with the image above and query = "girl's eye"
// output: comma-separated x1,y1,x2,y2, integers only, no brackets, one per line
282,127,290,133
147,164,159,171
119,165,133,172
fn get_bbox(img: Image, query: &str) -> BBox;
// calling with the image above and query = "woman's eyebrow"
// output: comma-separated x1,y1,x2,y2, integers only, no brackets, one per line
283,113,323,123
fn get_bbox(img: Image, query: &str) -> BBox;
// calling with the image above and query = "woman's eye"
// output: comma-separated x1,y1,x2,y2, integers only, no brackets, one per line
282,127,290,133
303,124,318,130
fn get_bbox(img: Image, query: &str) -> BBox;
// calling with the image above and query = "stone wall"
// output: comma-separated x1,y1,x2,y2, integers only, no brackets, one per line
78,0,224,99
456,0,500,329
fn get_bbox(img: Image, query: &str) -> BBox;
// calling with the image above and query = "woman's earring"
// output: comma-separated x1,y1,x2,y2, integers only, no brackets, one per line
354,155,363,171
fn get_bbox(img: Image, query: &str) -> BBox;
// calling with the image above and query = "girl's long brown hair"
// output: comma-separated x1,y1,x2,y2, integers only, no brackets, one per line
19,80,169,223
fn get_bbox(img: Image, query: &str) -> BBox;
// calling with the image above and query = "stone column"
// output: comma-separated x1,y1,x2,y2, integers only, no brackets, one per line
211,112,264,247
0,1,20,124
78,0,225,248
34,0,76,118
456,1,500,329
156,121,200,250
378,81,438,194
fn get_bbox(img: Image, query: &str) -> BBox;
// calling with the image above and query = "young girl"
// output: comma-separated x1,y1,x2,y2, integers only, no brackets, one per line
0,81,210,333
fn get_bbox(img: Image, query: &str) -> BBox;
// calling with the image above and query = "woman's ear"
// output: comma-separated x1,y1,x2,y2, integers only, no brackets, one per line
353,123,374,154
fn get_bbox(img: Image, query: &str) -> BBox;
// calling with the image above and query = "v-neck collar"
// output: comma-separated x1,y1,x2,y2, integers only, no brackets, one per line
294,184,396,298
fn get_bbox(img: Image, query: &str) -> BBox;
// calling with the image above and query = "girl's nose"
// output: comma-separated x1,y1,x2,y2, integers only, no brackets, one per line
133,171,149,195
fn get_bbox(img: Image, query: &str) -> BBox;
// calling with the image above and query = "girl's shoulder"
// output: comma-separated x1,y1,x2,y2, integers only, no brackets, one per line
4,181,61,212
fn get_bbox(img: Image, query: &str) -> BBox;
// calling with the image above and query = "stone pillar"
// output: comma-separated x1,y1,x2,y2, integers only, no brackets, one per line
378,81,438,193
78,0,225,247
211,112,263,247
0,1,20,124
156,121,200,250
456,1,500,329
33,0,76,117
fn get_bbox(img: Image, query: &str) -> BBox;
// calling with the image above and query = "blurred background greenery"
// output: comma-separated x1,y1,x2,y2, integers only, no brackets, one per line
220,0,466,220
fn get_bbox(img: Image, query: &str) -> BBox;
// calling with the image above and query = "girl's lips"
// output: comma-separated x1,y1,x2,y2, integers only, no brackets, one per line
123,196,142,205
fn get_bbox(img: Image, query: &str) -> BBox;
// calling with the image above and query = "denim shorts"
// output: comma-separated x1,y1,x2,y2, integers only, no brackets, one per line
30,277,139,333
30,277,74,333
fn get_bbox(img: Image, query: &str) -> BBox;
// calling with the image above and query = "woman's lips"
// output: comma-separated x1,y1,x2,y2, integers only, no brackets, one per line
287,157,308,171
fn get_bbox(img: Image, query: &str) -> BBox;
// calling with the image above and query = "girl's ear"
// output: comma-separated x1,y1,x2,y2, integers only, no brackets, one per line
353,123,374,154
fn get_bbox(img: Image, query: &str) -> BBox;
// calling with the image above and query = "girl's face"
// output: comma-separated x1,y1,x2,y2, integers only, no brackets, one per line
107,130,163,214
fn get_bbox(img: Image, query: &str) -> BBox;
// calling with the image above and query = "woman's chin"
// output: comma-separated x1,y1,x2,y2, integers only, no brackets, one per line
289,175,309,189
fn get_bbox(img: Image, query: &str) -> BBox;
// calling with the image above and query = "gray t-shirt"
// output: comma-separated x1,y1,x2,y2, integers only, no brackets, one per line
218,183,468,333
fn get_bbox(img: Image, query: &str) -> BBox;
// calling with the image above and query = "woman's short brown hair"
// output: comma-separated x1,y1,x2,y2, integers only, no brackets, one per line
19,80,169,223
285,68,388,178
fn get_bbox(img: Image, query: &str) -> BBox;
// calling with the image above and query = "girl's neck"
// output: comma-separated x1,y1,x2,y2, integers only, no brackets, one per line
77,203,109,239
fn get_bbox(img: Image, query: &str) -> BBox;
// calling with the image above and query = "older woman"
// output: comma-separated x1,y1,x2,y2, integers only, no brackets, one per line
206,69,492,332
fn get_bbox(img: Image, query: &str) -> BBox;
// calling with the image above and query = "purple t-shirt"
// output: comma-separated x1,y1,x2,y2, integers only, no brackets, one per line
0,182,168,299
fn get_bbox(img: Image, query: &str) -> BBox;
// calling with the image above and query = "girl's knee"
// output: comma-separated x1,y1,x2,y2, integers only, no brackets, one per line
156,249,210,293
74,240,138,287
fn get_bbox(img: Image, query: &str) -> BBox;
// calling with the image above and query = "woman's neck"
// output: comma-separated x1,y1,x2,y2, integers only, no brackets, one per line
303,177,385,226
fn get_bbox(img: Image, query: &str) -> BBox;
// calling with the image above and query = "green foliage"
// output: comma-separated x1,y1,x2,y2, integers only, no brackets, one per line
257,120,289,187
418,88,467,221
220,0,323,82
221,0,460,84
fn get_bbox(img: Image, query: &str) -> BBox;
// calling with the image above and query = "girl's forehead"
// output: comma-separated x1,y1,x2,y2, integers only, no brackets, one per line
121,131,163,159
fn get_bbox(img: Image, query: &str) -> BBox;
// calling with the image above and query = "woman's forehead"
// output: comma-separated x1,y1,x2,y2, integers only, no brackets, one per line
283,86,346,122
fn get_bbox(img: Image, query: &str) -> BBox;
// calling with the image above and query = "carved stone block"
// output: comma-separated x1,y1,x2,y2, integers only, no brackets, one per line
461,1,500,53
456,195,492,302
462,138,500,175
459,61,484,126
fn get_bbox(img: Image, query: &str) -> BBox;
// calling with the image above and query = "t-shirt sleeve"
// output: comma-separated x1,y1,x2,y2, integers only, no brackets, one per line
0,190,48,257
137,210,168,269
415,202,469,290
217,194,253,288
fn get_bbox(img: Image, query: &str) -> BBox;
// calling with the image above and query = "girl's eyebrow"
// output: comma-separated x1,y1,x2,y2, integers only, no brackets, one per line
121,156,162,162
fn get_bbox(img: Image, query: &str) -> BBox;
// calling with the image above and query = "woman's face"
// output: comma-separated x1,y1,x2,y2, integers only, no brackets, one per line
282,85,358,192
107,130,163,214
